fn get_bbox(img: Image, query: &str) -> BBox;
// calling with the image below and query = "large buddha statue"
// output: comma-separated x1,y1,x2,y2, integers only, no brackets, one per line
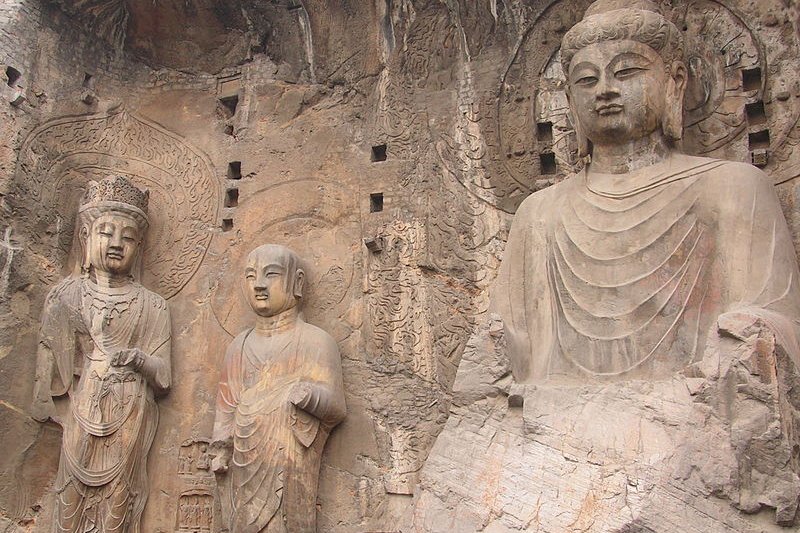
406,1,800,530
494,0,800,383
211,244,346,533
30,175,171,533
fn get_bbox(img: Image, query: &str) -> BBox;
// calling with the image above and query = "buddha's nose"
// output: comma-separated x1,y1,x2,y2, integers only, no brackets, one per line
109,232,123,249
596,74,620,99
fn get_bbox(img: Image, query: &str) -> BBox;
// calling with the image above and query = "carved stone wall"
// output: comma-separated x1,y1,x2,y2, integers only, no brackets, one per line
3,0,800,532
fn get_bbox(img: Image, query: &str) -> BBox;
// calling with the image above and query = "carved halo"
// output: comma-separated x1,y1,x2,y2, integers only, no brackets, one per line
18,109,220,298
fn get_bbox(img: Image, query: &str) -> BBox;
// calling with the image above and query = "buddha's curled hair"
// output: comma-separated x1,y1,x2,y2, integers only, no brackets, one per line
561,4,684,75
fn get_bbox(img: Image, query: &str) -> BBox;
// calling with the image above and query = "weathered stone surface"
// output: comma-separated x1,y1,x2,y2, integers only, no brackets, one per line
3,0,800,531
407,0,800,530
405,313,800,532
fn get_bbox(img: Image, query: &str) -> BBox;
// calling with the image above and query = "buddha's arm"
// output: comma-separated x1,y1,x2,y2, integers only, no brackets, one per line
491,192,554,382
138,304,172,396
31,341,58,423
31,284,74,423
289,335,346,426
212,339,242,448
707,163,800,378
716,164,800,320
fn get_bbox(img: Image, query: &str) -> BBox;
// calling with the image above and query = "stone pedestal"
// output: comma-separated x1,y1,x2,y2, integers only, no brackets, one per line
404,314,800,532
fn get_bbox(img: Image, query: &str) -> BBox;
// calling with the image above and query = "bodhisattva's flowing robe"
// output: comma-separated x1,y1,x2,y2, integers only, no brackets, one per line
212,311,346,533
493,154,800,381
32,277,171,533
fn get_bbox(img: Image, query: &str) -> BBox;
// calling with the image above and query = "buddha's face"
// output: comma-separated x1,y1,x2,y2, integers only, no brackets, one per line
244,250,299,317
87,212,142,276
567,39,678,146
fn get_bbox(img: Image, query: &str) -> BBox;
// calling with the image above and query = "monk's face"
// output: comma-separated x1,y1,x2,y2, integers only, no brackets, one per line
244,250,298,317
87,212,142,276
567,39,672,146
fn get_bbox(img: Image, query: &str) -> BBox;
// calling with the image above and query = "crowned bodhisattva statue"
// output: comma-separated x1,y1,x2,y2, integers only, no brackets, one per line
211,244,346,533
31,176,171,533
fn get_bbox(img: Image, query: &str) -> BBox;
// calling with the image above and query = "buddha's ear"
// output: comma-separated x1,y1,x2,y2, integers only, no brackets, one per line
293,268,305,299
573,117,591,159
565,89,591,159
663,61,687,142
79,224,91,274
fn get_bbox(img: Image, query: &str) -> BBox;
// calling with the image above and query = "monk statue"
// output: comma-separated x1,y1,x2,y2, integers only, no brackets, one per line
211,244,346,533
30,175,171,533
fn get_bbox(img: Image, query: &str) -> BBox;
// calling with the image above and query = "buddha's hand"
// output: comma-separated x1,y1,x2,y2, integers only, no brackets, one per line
110,348,146,371
288,382,313,409
209,440,232,474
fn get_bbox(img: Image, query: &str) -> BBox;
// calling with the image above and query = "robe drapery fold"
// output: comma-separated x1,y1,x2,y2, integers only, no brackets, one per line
33,277,171,533
493,155,800,382
212,318,346,533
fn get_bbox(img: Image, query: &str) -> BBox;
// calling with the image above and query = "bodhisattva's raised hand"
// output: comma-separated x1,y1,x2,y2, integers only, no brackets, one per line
111,348,146,371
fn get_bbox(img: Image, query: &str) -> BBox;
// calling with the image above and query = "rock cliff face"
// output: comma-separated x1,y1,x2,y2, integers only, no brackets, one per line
2,1,800,531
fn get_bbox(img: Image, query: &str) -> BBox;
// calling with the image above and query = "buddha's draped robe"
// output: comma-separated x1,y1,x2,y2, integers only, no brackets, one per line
33,277,171,533
212,313,346,533
494,155,800,381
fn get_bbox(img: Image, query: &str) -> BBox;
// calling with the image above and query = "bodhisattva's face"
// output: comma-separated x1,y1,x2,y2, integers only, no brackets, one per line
244,253,297,317
567,39,672,146
87,212,142,276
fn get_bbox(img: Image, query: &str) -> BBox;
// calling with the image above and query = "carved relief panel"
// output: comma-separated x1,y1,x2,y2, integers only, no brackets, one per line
17,109,220,297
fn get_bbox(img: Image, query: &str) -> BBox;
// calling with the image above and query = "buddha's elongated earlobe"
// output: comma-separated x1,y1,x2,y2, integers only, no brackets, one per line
79,225,91,275
574,118,591,158
662,62,687,142
566,90,591,159
294,269,305,299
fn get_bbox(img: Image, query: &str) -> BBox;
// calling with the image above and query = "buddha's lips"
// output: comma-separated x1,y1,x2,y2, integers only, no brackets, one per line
596,104,623,115
254,294,269,300
106,252,124,260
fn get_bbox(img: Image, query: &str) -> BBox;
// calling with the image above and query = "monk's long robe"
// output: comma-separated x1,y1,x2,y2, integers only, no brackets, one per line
493,154,800,382
32,277,171,533
212,313,346,533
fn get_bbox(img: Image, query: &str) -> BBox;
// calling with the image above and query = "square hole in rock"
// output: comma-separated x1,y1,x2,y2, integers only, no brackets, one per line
748,129,770,150
225,188,239,208
537,122,554,144
540,152,557,175
745,101,767,126
222,218,234,232
5,66,20,87
742,68,762,92
371,144,387,162
219,94,239,117
370,193,384,213
227,162,242,180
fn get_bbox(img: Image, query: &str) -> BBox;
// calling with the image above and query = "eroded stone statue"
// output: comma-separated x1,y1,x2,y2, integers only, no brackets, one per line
407,1,800,530
211,244,346,533
31,176,171,533
495,0,800,384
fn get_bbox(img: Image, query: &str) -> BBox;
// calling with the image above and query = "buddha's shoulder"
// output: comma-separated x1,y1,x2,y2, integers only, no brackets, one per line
132,282,169,311
45,276,82,307
677,154,769,190
297,320,339,354
515,175,576,217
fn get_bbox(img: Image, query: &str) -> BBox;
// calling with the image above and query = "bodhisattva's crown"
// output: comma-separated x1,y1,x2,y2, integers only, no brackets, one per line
81,175,150,214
